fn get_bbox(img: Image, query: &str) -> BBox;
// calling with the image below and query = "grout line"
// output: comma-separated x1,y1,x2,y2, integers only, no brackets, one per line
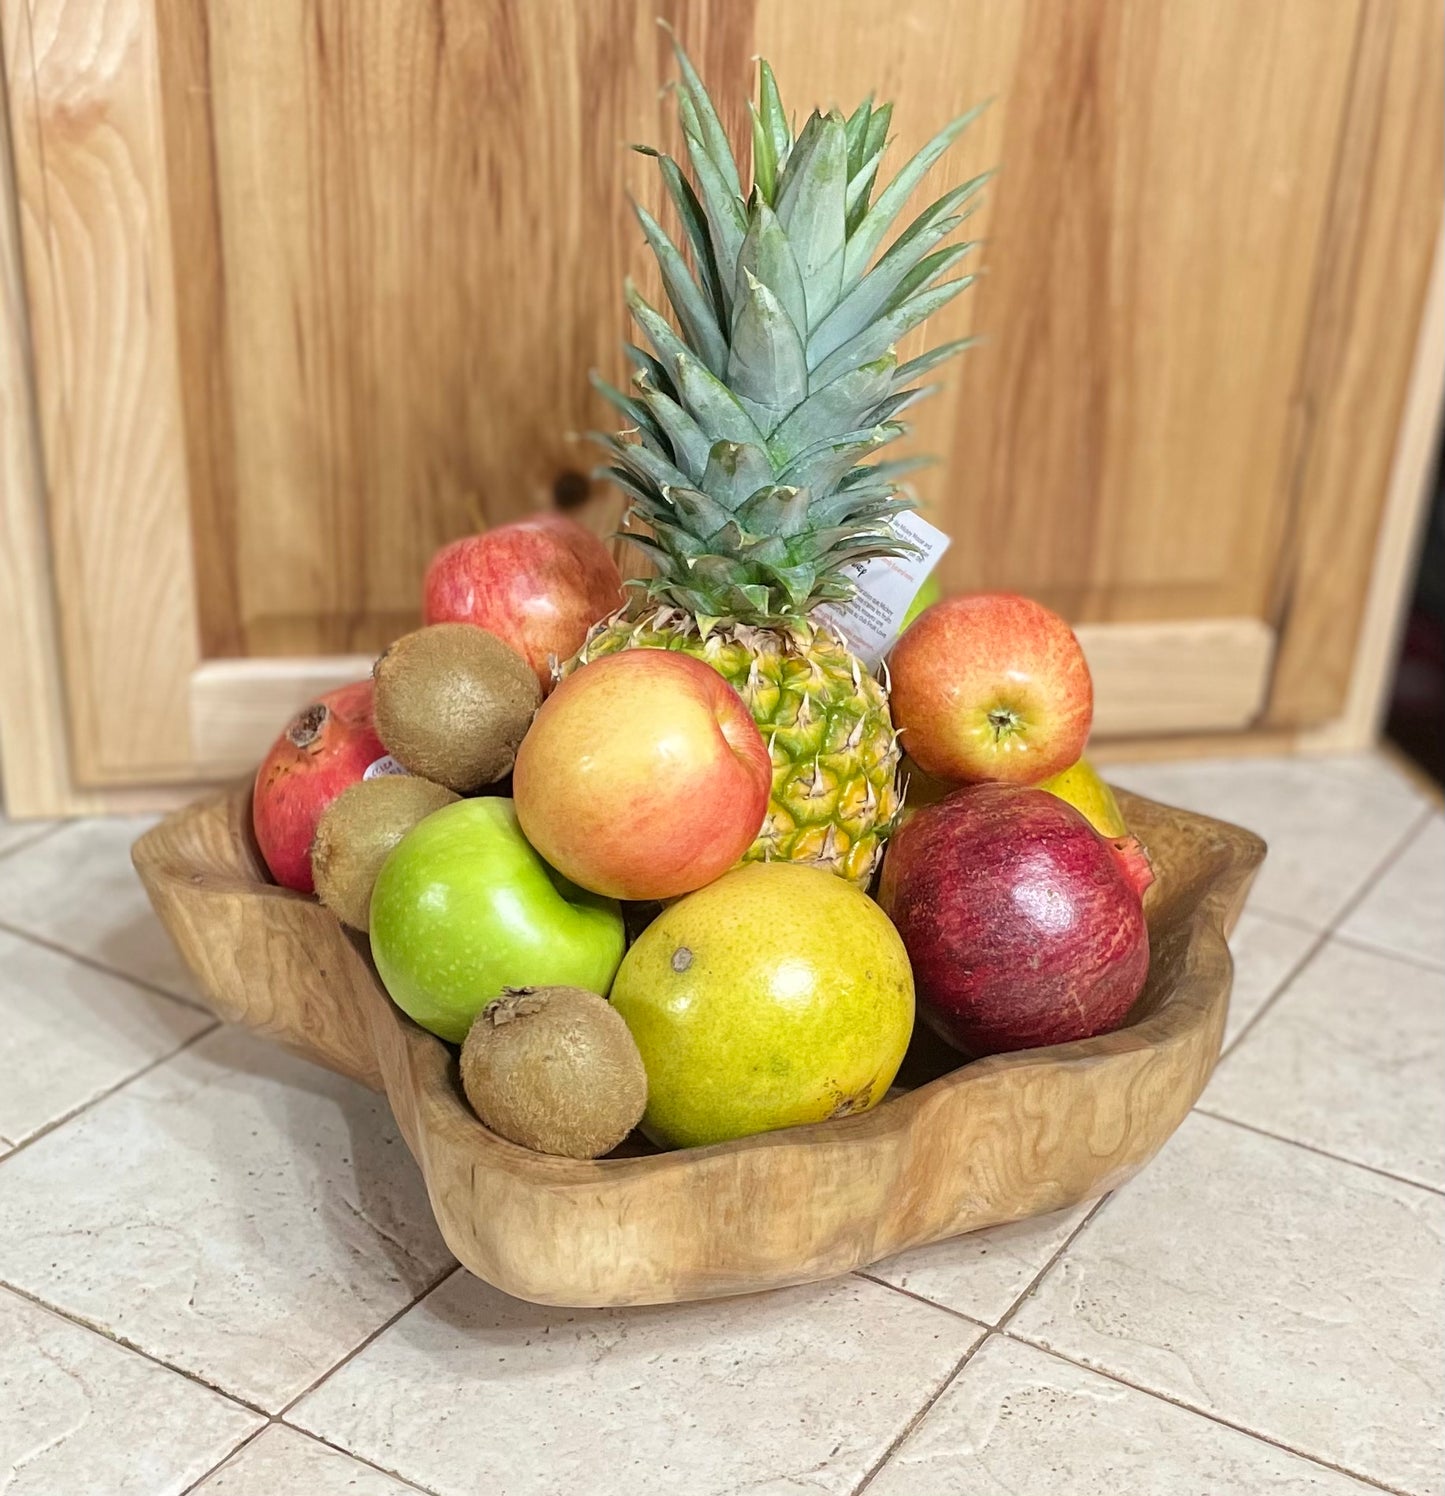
0,915,218,1017
1002,1331,1419,1496
176,1425,271,1496
853,1271,990,1329
0,821,65,865
1328,804,1438,928
1219,804,1435,1061
857,1195,1119,1338
852,1193,1119,1492
0,1280,270,1417
849,1332,992,1496
1234,904,1326,936
274,1423,447,1496
1193,1109,1445,1197
1325,928,1445,975
277,1263,462,1420
993,1194,1115,1333
1219,924,1333,1060
180,1420,442,1496
0,1020,220,1166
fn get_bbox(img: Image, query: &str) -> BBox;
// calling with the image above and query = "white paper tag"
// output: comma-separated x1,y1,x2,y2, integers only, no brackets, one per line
813,512,951,668
363,754,409,780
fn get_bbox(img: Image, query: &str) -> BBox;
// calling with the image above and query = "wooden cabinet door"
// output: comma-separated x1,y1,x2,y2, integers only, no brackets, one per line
2,0,1440,812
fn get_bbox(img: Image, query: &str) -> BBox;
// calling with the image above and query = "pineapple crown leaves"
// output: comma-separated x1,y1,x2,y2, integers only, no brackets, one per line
596,34,989,627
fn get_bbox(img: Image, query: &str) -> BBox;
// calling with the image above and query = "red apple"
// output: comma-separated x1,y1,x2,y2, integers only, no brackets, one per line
889,593,1093,784
878,782,1149,1056
424,515,624,691
513,651,772,901
252,680,385,893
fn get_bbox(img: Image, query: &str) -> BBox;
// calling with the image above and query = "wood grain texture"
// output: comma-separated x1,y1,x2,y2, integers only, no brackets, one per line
760,0,1361,626
1265,0,1444,727
134,782,1264,1308
1077,618,1274,736
167,0,757,659
154,0,1376,656
0,38,73,817
1301,227,1445,752
3,0,200,783
188,655,377,777
9,1,1438,798
178,618,1274,785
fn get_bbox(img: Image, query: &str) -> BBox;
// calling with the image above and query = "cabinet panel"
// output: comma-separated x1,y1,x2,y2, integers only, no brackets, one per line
170,0,756,658
3,0,199,784
1265,0,1444,727
2,0,1439,803
158,0,1373,664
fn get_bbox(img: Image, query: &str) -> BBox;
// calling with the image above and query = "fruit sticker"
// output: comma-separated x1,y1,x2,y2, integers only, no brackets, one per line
363,755,409,780
813,512,951,668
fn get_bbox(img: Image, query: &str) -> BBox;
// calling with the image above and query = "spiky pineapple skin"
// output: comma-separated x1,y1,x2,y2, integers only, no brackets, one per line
574,608,901,886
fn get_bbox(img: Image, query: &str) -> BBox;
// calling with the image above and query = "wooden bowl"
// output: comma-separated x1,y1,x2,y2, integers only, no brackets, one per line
134,785,1263,1308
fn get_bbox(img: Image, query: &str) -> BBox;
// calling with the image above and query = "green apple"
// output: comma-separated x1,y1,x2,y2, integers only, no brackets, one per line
369,798,625,1043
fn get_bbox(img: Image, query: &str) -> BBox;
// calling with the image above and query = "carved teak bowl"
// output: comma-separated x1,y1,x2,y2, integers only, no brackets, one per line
134,784,1264,1308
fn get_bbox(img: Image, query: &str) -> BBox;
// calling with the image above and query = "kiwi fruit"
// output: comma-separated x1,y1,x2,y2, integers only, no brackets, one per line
460,986,647,1159
310,775,458,930
373,624,541,793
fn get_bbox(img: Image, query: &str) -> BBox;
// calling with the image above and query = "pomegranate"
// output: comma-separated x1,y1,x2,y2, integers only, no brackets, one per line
878,783,1149,1056
252,680,385,892
424,515,624,691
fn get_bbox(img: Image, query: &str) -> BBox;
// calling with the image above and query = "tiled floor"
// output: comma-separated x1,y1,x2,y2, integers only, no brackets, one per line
0,751,1439,1496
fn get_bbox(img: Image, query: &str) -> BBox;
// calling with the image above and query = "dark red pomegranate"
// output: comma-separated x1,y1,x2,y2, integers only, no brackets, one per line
878,783,1150,1056
252,680,385,892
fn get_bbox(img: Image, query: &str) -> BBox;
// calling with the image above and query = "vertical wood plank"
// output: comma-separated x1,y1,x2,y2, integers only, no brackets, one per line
1297,226,1444,751
1265,0,1444,727
177,0,758,658
4,0,200,783
928,0,1362,621
153,0,241,657
0,14,73,815
158,0,1377,669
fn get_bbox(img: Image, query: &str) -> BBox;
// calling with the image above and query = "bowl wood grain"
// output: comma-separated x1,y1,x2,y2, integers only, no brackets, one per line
134,784,1263,1307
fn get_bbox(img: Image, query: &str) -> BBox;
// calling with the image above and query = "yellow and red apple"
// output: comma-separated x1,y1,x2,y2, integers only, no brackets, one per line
513,651,772,901
424,515,624,692
889,592,1093,784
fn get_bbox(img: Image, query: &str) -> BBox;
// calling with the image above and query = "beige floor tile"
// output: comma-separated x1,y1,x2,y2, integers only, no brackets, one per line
192,1425,423,1495
0,927,213,1144
1223,910,1318,1050
869,1333,1378,1496
0,1027,454,1411
1010,1113,1444,1494
0,814,56,859
1109,753,1424,929
867,1202,1093,1324
1204,939,1445,1189
292,1269,982,1496
1339,814,1445,970
0,815,200,1000
0,1286,261,1496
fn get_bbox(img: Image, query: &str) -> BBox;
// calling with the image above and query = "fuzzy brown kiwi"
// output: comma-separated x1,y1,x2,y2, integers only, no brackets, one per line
459,986,647,1159
373,624,541,793
310,775,459,930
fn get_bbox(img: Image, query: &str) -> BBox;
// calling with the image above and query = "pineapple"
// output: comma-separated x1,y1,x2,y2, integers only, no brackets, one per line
577,39,986,885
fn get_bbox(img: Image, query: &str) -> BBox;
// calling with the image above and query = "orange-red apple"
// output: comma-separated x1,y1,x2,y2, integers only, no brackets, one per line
513,651,772,901
424,515,624,691
889,593,1093,784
